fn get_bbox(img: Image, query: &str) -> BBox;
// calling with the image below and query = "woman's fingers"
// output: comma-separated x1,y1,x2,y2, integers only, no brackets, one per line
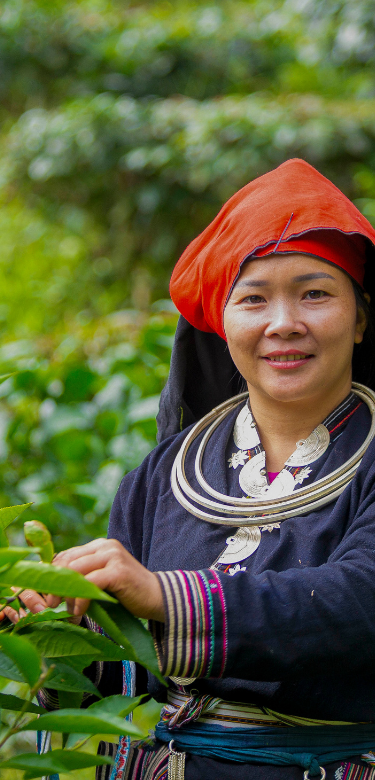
68,597,90,617
61,552,113,576
52,538,164,621
44,593,62,608
3,589,49,624
3,606,20,624
54,539,108,566
18,589,48,613
64,597,85,623
85,565,165,622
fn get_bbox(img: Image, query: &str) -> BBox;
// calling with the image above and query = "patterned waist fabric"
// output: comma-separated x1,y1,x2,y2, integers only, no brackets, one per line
95,689,375,780
162,689,355,730
153,690,375,779
336,761,375,779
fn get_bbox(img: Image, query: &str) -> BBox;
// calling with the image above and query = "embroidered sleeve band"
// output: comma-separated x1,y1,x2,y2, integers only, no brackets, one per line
152,569,227,679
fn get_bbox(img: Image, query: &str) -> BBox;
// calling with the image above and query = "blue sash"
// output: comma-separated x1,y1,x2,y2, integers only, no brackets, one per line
155,720,375,776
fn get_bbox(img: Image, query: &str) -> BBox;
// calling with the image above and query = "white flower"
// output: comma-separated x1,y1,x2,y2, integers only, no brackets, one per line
294,466,312,485
228,564,247,576
228,450,248,469
259,523,280,532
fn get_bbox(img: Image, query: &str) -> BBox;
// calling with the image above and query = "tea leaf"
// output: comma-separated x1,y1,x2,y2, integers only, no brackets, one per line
0,560,116,601
0,692,44,714
45,660,102,697
22,709,143,736
0,632,41,686
88,600,164,683
88,693,145,718
0,505,32,532
0,749,114,778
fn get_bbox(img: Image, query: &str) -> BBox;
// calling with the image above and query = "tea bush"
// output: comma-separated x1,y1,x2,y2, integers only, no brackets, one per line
0,305,177,551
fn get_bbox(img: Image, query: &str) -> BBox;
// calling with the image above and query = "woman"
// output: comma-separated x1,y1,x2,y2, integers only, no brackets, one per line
8,158,375,779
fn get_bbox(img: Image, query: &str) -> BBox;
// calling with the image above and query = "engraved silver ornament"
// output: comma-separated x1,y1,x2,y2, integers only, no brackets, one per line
285,424,330,467
238,451,268,497
233,405,261,450
217,527,262,564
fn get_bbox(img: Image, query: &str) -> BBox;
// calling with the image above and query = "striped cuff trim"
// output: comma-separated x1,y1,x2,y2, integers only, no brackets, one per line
152,569,227,679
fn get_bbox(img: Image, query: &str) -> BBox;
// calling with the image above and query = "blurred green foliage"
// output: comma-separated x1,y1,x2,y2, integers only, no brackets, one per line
0,305,177,550
1,0,375,554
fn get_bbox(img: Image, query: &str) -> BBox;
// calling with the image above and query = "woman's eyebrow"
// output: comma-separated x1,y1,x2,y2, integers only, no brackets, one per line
235,279,268,288
293,272,335,282
236,271,335,288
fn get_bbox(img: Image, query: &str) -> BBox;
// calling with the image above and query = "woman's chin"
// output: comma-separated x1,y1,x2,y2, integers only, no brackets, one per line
248,374,329,405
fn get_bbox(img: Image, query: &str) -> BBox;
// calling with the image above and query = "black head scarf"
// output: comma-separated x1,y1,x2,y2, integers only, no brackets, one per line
156,316,243,442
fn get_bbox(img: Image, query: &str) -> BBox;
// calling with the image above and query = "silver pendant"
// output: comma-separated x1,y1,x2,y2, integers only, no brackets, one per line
233,405,260,450
264,469,296,498
168,741,186,780
217,527,262,564
285,424,330,467
238,460,312,500
238,451,268,497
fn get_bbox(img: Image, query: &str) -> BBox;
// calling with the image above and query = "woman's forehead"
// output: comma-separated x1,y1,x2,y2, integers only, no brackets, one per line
235,253,348,284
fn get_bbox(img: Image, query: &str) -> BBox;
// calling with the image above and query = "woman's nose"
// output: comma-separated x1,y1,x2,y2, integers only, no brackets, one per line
263,301,308,339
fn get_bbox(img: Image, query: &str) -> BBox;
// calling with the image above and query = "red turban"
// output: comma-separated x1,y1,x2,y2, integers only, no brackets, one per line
170,159,375,341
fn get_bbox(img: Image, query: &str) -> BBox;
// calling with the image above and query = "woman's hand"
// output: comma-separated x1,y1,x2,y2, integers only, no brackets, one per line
53,538,165,622
3,590,62,624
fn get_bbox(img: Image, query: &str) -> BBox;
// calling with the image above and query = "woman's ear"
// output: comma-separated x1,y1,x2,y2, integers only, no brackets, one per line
354,305,368,344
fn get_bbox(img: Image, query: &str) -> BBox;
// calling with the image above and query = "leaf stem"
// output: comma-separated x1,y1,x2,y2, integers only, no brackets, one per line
0,664,54,750
67,734,91,751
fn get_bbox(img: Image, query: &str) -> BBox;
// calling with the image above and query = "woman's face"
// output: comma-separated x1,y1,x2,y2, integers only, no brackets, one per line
224,253,367,407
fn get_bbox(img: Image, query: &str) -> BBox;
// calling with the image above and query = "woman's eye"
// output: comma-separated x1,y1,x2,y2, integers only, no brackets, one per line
243,294,265,304
304,289,327,300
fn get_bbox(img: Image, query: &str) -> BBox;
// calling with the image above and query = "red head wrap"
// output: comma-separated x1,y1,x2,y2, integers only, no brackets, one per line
170,159,375,340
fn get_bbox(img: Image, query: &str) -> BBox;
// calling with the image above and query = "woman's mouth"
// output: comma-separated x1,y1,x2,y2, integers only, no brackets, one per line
262,353,313,368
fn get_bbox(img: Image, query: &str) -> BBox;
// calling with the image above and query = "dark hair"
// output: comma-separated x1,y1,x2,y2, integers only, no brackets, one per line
352,279,375,390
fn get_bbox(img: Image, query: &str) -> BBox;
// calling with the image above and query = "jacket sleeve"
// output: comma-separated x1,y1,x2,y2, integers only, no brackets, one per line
151,474,375,682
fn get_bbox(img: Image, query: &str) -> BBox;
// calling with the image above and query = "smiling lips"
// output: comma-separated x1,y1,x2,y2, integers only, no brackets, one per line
262,352,313,368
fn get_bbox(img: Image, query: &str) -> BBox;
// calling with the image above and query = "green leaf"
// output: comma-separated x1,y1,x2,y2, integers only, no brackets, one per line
0,650,24,682
13,604,70,632
64,732,91,749
44,659,102,697
89,600,165,683
0,586,14,605
21,708,143,737
52,653,100,673
0,692,44,714
0,632,41,686
58,689,82,710
0,504,32,532
0,749,114,779
22,622,103,660
0,547,41,567
88,693,145,718
0,560,116,601
23,621,133,665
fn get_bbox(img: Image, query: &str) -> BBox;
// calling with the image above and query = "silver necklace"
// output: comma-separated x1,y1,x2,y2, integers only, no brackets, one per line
218,407,331,564
230,404,330,500
170,383,375,528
